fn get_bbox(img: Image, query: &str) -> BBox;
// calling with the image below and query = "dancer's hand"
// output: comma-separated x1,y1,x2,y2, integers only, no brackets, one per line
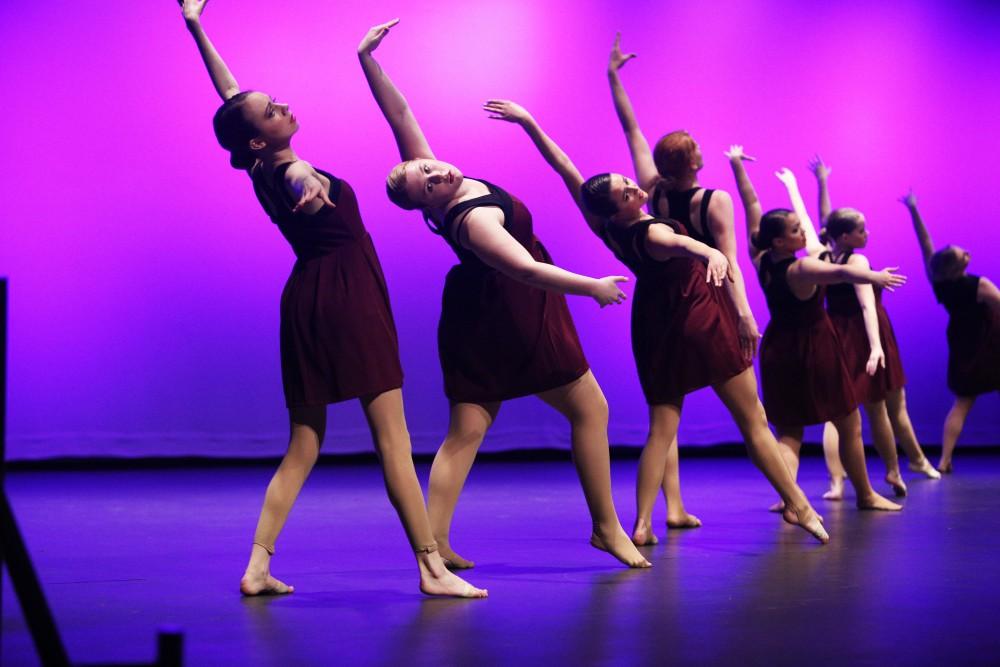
609,33,636,73
358,18,399,56
738,314,761,362
704,249,731,287
179,0,208,23
898,188,917,209
292,174,336,213
808,154,831,181
865,346,886,376
774,167,798,188
592,276,629,307
483,99,532,125
724,144,756,163
873,267,907,292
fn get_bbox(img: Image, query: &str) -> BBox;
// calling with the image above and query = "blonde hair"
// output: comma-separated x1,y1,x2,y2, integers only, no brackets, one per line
386,160,421,210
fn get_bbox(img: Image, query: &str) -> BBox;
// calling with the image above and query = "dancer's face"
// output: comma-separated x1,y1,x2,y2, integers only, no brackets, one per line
608,174,648,219
774,213,807,252
841,218,869,249
405,158,464,209
241,92,299,150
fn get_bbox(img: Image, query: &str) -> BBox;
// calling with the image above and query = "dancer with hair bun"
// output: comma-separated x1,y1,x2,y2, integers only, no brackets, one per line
486,98,829,544
901,191,1000,473
359,19,650,569
727,155,905,511
805,158,940,501
179,1,485,598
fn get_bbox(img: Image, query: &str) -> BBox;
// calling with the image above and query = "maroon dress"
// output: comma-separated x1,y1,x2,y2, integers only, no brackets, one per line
757,253,857,427
251,163,403,407
433,180,588,403
600,218,749,405
824,250,906,404
932,274,1000,397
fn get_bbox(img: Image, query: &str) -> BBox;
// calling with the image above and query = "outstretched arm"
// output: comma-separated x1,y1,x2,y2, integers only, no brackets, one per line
808,154,832,224
607,34,660,193
725,145,765,265
180,0,240,100
483,100,604,237
848,254,886,376
899,190,935,281
776,168,826,257
357,19,434,161
792,256,907,291
459,208,628,307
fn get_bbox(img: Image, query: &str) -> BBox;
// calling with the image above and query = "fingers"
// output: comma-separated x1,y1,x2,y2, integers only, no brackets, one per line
611,276,629,284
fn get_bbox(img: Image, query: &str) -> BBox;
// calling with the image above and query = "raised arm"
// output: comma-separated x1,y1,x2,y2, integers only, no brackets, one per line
808,154,832,224
483,100,604,237
180,0,240,100
899,190,935,280
776,168,826,257
357,19,434,161
607,34,660,193
724,145,765,265
848,254,886,375
458,208,628,307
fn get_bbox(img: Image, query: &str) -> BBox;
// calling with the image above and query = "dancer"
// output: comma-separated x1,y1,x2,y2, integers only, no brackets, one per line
727,155,904,511
902,190,1000,472
484,98,829,544
604,35,761,528
806,157,939,500
358,19,650,568
179,1,485,598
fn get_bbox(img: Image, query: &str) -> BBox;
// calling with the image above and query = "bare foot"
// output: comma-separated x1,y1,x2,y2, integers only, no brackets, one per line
591,524,652,568
666,512,702,529
857,492,903,511
240,569,294,596
418,553,487,598
937,459,953,474
885,471,908,497
822,475,844,501
782,505,830,544
908,459,942,480
631,517,659,546
768,500,786,513
437,539,474,570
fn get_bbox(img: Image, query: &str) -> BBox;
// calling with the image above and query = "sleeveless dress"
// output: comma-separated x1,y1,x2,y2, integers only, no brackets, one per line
600,218,749,405
932,274,1000,397
651,185,719,249
824,250,906,404
757,253,857,427
433,180,588,403
250,163,403,407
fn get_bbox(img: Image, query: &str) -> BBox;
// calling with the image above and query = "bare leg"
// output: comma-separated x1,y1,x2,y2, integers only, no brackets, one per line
361,389,486,598
939,395,976,473
885,388,940,479
633,403,682,545
241,405,326,596
821,422,846,500
537,371,650,568
768,425,803,512
660,433,702,530
833,409,902,511
714,370,828,543
426,401,500,569
865,400,906,496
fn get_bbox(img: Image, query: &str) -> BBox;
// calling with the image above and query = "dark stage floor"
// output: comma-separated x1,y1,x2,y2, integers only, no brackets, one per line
3,453,1000,666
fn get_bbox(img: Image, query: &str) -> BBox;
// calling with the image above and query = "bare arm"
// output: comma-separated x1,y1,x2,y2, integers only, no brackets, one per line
357,19,434,161
705,187,761,361
791,256,906,290
724,145,765,265
808,154,832,224
459,208,628,306
645,224,731,287
181,0,240,100
848,254,886,376
978,276,1000,318
483,100,604,237
776,168,826,257
607,34,660,192
283,160,336,214
899,190,935,281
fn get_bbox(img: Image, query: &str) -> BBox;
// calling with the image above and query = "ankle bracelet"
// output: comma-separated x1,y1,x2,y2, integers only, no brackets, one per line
414,542,438,555
253,542,275,556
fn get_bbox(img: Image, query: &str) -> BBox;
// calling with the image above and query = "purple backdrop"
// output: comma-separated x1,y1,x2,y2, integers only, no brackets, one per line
2,1,998,459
